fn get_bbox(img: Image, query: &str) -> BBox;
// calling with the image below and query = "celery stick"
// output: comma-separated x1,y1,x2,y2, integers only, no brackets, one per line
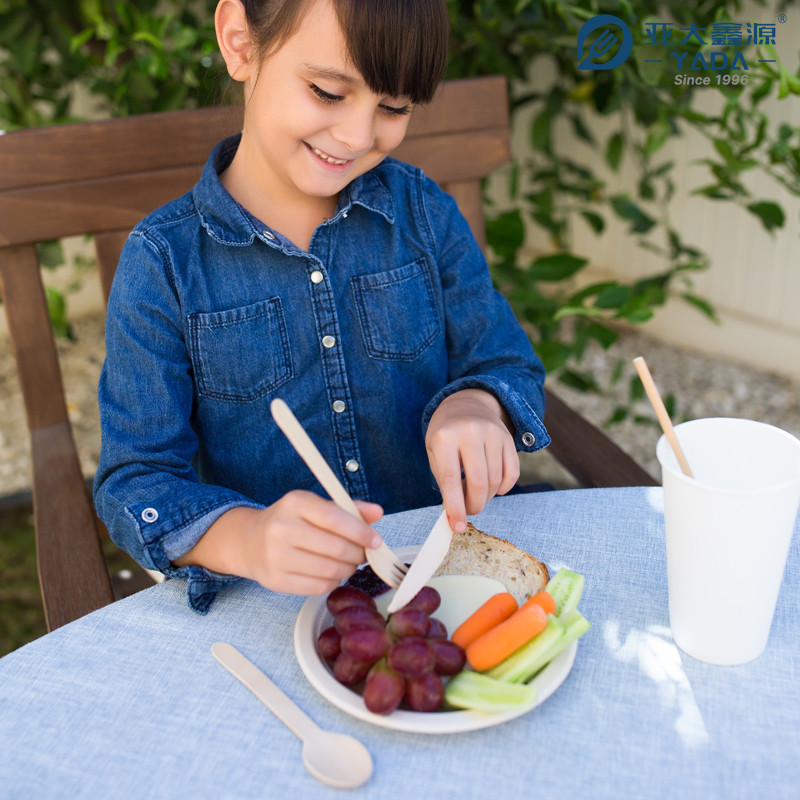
444,670,538,712
516,610,590,684
545,568,585,617
485,615,566,683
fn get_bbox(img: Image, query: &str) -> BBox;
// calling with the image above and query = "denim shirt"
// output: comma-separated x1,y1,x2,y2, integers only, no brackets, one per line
93,135,550,613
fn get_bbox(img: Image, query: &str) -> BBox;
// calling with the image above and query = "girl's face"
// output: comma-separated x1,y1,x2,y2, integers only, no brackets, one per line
237,0,413,211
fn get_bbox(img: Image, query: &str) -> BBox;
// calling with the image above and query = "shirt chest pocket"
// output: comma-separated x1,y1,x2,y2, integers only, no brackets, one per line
187,298,293,402
350,259,442,362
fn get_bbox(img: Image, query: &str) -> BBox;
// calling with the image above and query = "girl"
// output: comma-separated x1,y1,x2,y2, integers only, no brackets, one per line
93,0,549,613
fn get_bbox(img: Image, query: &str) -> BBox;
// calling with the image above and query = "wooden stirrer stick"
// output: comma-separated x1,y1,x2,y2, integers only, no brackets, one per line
633,356,694,478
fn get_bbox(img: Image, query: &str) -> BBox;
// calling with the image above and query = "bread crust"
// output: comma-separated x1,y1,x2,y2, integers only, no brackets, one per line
433,523,549,605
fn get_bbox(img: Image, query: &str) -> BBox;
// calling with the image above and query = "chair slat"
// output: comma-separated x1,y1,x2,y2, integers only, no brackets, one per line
0,245,69,431
0,77,507,192
32,423,114,630
440,180,488,249
94,231,129,305
0,129,508,248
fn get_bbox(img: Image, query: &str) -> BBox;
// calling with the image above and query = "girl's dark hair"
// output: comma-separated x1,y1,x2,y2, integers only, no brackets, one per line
241,0,449,104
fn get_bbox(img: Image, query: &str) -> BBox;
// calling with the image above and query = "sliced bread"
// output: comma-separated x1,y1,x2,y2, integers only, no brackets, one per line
433,523,549,605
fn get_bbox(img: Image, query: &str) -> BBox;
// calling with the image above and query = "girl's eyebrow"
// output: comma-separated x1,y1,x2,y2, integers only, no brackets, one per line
301,63,362,87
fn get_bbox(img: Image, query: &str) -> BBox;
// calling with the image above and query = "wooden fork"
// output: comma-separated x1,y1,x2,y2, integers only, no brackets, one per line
270,399,408,589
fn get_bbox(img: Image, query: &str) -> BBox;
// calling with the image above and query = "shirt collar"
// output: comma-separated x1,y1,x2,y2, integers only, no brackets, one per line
193,134,395,248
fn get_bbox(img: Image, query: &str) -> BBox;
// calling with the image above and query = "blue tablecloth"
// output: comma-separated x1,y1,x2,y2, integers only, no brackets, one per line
1,488,798,799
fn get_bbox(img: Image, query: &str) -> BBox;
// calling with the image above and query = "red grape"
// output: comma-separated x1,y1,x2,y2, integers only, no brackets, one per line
387,637,436,679
316,626,341,661
426,617,448,639
326,585,376,615
405,586,441,614
405,672,445,712
333,605,385,634
428,638,466,675
363,662,405,715
387,607,430,638
340,627,391,662
332,652,373,686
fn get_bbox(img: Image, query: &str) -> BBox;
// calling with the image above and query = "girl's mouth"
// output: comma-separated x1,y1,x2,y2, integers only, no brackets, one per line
306,143,350,166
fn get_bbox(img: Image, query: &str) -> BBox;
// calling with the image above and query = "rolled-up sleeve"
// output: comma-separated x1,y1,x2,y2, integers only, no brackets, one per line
419,179,550,452
93,231,262,613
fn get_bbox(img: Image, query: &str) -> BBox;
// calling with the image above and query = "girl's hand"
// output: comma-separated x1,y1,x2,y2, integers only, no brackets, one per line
174,492,383,596
425,389,519,533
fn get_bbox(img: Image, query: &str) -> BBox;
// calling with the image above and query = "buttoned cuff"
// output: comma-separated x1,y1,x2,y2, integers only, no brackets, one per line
127,488,265,614
421,375,550,453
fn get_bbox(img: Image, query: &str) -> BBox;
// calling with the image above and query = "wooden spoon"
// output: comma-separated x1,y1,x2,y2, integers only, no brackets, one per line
212,642,373,788
633,356,694,478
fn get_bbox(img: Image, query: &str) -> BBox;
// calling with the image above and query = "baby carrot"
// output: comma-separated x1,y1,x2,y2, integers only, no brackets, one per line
466,598,548,672
529,590,556,616
451,593,518,650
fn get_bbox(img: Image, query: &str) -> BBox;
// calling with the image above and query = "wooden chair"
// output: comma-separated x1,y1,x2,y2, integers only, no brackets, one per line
0,76,657,631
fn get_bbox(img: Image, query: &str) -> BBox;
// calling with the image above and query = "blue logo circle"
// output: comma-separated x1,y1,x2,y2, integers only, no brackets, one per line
577,14,633,70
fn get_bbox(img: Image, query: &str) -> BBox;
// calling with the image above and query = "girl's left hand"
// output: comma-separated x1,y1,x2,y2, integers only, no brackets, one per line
425,389,520,533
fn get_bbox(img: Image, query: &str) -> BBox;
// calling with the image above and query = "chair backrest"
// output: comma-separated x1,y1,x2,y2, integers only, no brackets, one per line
0,76,656,630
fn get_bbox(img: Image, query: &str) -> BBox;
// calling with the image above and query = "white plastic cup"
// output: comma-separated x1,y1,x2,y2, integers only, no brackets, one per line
657,417,800,665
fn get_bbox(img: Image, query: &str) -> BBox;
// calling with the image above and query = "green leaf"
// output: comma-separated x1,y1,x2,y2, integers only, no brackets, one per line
580,210,605,234
681,292,720,323
44,287,73,340
605,132,623,171
644,120,671,156
132,31,163,49
559,368,601,394
619,306,654,324
552,305,604,321
533,341,573,373
610,196,656,234
486,209,525,258
36,240,65,269
570,113,594,145
585,322,618,350
606,407,628,425
529,253,588,281
746,201,785,233
594,285,630,309
531,110,551,152
629,376,645,402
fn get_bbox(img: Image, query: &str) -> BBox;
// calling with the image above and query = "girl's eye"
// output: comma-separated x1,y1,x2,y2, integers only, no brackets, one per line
380,103,413,117
310,84,342,104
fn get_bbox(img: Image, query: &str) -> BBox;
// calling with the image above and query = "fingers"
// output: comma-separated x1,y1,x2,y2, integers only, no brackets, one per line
246,491,386,595
428,423,520,529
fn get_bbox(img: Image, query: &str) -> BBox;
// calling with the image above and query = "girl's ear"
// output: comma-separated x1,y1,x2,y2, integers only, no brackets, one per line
215,0,255,82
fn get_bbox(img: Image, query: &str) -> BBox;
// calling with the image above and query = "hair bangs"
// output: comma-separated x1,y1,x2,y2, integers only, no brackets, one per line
336,0,449,104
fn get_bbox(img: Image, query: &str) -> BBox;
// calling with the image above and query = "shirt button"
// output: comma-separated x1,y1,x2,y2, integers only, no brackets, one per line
521,432,536,447
141,507,159,523
345,459,359,472
332,400,346,413
262,230,275,240
310,270,323,284
342,211,348,218
322,335,336,348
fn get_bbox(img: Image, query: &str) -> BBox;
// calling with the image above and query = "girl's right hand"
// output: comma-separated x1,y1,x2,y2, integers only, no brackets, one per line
174,492,384,596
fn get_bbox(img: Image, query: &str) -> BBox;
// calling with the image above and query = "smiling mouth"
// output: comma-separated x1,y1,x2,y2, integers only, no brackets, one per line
307,143,350,166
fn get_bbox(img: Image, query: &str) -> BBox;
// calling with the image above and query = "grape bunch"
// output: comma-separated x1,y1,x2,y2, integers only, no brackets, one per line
316,584,467,715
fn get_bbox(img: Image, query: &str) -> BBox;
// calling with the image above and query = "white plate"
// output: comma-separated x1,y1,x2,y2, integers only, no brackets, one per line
294,546,578,734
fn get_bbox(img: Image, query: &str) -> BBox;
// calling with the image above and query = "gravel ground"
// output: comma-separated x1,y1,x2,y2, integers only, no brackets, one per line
1,311,799,500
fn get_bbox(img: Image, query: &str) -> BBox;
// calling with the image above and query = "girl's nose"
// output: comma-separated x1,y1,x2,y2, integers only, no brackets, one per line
332,106,376,154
